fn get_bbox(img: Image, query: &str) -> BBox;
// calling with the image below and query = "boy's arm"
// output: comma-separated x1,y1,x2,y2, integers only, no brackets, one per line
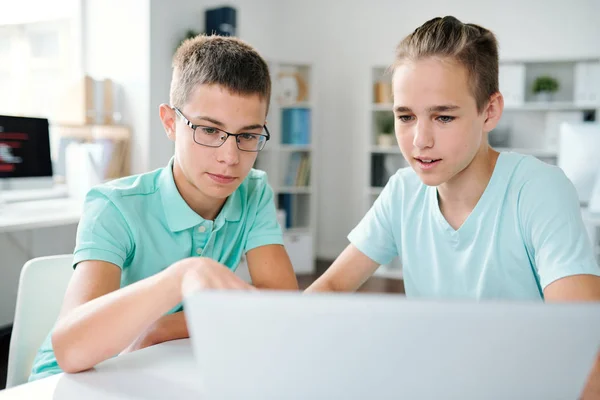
305,244,380,292
246,244,299,290
120,311,189,354
52,257,252,373
123,244,301,353
307,173,399,293
544,275,600,301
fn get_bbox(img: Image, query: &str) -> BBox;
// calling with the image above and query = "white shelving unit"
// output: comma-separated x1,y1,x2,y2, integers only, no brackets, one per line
254,61,317,275
496,59,600,164
367,66,405,280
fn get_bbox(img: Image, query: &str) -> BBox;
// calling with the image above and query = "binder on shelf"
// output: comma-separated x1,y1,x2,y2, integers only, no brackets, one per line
278,193,294,229
54,75,121,126
282,108,311,145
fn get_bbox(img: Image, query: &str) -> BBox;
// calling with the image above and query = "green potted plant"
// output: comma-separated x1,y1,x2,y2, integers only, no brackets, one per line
532,75,559,102
377,114,396,147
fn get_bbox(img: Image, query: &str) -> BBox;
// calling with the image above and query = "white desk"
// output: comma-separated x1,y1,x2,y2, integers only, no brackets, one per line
0,198,83,234
0,339,202,399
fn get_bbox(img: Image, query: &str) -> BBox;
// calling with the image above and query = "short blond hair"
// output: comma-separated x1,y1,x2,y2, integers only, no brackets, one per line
393,16,499,113
170,35,271,109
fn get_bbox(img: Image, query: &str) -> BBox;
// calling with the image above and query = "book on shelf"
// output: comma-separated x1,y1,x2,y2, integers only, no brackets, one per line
278,193,295,229
282,108,311,145
284,153,311,187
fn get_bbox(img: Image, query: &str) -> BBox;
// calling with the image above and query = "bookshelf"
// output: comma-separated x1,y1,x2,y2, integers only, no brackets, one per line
253,61,317,275
367,59,600,279
368,66,406,280
496,59,600,165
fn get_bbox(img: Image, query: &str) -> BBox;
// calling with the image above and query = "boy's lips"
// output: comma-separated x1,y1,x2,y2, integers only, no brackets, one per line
207,173,237,184
414,157,441,170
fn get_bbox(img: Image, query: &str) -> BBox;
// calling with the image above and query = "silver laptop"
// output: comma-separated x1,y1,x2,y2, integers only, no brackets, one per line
184,291,600,400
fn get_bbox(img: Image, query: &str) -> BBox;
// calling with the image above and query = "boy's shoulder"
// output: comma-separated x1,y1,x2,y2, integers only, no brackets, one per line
502,152,571,192
87,167,163,203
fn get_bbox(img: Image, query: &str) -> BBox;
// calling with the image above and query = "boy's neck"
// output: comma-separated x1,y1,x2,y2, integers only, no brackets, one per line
437,145,499,216
172,162,226,221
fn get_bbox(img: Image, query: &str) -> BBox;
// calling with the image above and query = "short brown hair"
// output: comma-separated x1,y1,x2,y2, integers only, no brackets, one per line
170,35,271,110
393,16,499,113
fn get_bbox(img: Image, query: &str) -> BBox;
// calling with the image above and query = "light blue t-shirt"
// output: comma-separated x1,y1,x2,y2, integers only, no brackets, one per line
29,157,283,381
349,152,600,299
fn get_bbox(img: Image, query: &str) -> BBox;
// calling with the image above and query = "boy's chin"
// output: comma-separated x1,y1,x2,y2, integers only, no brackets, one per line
204,184,237,199
413,170,446,187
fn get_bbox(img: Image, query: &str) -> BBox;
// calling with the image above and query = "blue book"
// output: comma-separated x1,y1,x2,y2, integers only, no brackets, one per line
282,108,311,145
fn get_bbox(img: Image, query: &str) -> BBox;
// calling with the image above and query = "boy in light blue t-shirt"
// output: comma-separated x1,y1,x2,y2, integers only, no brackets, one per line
30,35,298,381
305,16,600,397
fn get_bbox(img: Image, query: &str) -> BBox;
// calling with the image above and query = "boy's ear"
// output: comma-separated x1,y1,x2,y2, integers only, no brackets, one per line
483,92,504,133
159,104,177,141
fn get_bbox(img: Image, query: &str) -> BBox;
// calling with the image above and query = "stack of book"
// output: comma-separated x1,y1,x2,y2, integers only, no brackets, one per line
284,153,311,187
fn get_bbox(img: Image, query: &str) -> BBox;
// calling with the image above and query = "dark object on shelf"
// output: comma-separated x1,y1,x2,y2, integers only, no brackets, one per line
488,128,511,148
205,6,237,37
583,110,596,122
371,154,386,187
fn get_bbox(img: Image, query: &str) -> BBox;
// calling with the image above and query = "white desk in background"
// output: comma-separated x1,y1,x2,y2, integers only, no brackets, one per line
0,197,82,234
0,339,201,400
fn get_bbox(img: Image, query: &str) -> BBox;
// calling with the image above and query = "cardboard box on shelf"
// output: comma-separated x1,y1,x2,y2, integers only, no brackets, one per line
53,76,118,126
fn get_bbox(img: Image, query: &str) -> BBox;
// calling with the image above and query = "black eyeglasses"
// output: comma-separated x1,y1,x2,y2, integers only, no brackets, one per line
172,107,270,152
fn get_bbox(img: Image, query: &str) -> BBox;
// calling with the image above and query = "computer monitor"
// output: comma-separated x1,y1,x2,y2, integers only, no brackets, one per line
0,115,53,191
558,122,600,207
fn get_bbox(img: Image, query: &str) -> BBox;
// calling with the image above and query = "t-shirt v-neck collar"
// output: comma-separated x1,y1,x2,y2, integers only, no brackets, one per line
429,153,505,238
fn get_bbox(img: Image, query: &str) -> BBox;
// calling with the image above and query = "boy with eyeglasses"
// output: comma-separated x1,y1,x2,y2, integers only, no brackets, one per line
29,35,298,381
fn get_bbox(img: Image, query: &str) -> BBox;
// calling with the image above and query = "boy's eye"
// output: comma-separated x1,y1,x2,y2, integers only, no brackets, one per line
239,133,258,141
200,127,219,135
397,115,414,122
437,116,455,123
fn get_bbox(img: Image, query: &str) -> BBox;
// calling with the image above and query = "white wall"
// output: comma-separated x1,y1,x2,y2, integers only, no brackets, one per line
0,0,79,25
84,0,151,174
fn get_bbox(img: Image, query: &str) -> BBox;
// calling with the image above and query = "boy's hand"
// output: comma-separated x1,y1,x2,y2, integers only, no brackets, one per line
172,257,255,299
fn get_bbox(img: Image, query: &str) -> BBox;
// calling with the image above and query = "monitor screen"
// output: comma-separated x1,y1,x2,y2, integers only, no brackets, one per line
558,122,600,205
0,115,53,179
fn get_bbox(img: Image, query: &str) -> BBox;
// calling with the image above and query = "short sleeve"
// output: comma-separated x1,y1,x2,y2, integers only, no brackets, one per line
519,167,600,289
73,188,134,269
244,180,284,252
347,175,399,265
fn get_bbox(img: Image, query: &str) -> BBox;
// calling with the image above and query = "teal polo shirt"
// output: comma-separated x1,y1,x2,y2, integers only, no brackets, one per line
29,157,284,381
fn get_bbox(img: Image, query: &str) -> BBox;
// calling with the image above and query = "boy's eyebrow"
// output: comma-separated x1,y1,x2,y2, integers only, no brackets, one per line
393,105,460,113
193,116,264,131
394,106,413,113
428,105,460,112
